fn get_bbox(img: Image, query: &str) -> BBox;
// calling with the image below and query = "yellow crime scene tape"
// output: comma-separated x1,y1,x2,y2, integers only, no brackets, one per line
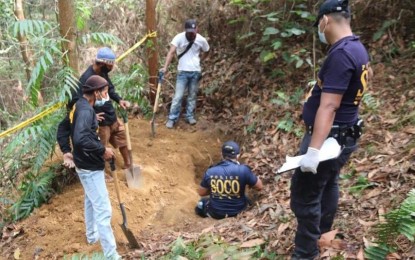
0,31,157,139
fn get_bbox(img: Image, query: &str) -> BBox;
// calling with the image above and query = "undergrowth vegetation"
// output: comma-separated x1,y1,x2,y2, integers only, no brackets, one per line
0,0,149,225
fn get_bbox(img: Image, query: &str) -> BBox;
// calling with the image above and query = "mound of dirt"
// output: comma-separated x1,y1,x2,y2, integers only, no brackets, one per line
2,116,231,259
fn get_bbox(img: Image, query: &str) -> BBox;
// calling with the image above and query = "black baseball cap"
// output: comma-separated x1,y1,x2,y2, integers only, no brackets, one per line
222,141,240,158
313,0,350,27
82,75,108,93
185,19,197,32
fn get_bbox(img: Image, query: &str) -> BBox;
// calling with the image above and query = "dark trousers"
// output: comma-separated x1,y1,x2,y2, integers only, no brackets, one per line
290,133,357,259
195,198,239,220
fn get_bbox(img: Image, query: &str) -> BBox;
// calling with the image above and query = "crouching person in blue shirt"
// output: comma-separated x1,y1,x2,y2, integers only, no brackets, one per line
195,141,263,219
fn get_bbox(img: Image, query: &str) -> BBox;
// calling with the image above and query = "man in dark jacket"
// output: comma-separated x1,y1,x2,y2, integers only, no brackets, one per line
195,141,263,219
59,47,131,172
57,75,120,259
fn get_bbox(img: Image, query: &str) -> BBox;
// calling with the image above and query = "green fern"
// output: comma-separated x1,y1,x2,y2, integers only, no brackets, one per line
365,189,415,259
12,19,52,38
63,252,106,260
81,32,124,45
9,170,55,221
27,51,55,105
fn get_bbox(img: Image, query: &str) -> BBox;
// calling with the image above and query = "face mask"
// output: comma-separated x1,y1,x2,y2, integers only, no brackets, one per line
95,92,109,107
318,21,328,44
101,65,112,74
185,32,196,42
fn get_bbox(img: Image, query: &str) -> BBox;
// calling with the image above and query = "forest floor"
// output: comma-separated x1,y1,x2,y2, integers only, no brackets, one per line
1,53,415,260
0,117,235,259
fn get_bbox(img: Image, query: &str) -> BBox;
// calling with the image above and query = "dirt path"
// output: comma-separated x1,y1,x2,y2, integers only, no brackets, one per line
3,117,229,259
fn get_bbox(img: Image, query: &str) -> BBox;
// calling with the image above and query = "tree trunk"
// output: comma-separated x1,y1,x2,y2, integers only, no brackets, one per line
57,0,79,75
14,0,32,81
146,0,159,104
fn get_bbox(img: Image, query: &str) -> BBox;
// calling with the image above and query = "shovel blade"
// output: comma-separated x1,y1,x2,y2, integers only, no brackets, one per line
125,165,142,189
120,224,140,248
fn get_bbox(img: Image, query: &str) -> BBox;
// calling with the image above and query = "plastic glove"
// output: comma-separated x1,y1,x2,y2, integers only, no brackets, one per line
299,147,320,174
63,152,75,169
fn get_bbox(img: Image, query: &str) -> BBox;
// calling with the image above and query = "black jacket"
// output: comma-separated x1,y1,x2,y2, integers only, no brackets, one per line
57,97,105,171
68,65,122,126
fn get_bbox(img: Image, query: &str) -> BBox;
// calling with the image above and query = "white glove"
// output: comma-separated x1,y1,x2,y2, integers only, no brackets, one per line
300,147,320,174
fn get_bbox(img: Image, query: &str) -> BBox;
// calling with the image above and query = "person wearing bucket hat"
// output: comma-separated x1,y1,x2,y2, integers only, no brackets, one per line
289,0,371,259
195,141,263,219
57,75,121,259
160,19,210,128
58,47,132,180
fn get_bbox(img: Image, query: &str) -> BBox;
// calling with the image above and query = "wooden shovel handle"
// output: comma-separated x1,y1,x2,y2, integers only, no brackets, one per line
110,158,122,204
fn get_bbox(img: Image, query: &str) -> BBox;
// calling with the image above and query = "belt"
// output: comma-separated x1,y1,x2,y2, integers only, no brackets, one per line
306,119,364,141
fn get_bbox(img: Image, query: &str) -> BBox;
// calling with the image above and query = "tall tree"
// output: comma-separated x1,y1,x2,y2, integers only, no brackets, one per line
146,0,158,103
14,0,32,81
57,0,79,74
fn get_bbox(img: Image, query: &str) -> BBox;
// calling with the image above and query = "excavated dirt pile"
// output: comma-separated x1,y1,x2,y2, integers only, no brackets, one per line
2,117,230,259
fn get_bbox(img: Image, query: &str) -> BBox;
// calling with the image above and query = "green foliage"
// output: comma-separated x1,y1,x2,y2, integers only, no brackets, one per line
63,252,106,260
365,189,415,259
373,19,397,41
9,170,55,221
229,0,313,69
112,64,151,116
365,244,390,260
349,176,375,194
12,20,52,38
81,32,124,45
271,88,304,136
361,92,379,112
160,234,268,260
75,0,93,31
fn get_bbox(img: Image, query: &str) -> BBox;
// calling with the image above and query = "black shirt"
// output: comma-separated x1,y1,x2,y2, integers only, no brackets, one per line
69,65,122,126
70,97,105,170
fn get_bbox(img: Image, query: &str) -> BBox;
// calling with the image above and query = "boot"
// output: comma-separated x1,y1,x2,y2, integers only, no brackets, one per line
119,146,131,169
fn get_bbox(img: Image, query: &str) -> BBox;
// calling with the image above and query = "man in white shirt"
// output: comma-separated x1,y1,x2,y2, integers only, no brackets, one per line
160,19,210,128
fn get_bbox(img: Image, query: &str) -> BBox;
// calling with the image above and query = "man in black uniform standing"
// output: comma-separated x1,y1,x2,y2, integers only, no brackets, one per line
290,0,371,259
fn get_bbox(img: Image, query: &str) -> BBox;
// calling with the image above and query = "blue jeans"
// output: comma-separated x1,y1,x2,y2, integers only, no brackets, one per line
168,71,201,121
290,134,357,259
77,168,120,259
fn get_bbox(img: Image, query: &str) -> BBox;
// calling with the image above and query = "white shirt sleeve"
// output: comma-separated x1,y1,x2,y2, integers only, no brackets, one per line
171,33,182,47
199,35,210,52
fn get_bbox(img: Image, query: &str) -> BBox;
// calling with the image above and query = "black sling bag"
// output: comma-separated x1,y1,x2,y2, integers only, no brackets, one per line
177,41,194,60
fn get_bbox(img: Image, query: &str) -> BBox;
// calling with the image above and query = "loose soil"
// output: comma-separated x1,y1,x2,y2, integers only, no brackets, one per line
2,116,231,259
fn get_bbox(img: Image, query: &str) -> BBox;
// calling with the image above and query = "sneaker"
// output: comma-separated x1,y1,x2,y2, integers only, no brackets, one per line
187,118,197,125
166,120,174,129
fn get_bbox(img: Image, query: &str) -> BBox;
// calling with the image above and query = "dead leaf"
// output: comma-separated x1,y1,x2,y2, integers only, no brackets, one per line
403,127,415,135
363,189,381,200
277,223,289,236
387,252,401,259
358,218,378,227
367,168,379,180
14,248,20,259
319,229,338,248
240,238,265,248
357,247,365,260
379,207,386,223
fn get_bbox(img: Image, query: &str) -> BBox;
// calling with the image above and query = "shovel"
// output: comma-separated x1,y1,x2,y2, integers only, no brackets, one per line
110,158,140,248
150,71,164,137
120,111,141,189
